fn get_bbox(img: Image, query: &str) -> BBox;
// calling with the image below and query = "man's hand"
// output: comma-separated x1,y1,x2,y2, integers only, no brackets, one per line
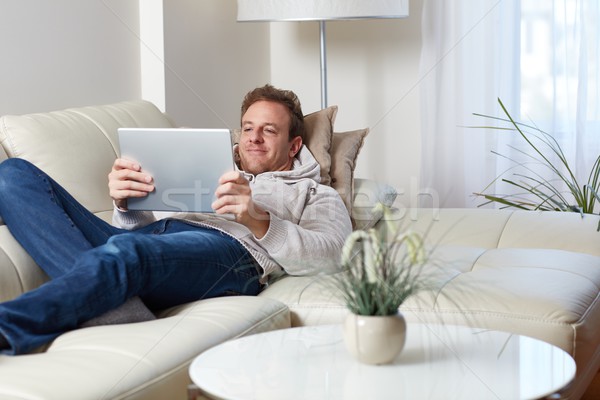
108,158,154,210
213,171,270,238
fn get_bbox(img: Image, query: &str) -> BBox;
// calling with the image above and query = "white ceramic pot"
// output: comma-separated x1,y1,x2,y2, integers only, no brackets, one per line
343,312,407,365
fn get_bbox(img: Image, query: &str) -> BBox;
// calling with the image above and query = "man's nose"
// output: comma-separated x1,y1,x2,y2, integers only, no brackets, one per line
248,129,264,142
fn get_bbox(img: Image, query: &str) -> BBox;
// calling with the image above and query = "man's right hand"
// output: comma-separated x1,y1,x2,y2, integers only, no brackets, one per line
108,158,154,210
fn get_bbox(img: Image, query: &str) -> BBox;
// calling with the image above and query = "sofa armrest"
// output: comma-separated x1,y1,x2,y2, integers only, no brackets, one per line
0,225,48,302
0,100,175,215
0,100,176,302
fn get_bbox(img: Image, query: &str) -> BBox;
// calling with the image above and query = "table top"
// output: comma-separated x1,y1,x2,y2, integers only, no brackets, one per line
189,323,576,400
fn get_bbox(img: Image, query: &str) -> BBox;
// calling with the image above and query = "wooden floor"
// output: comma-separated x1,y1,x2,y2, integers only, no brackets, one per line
581,370,600,400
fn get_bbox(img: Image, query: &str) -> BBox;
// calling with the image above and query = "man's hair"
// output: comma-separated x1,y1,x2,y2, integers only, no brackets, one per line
241,84,305,142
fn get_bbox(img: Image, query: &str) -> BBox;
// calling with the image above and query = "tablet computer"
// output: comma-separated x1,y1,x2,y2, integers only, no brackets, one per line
117,127,234,213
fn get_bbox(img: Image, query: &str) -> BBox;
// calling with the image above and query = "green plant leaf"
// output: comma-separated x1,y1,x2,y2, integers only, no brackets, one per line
471,98,599,219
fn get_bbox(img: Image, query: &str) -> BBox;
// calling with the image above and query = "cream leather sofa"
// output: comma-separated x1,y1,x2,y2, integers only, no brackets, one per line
0,100,598,400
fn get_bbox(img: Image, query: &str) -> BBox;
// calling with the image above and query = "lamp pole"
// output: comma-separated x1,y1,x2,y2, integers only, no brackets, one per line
319,20,328,109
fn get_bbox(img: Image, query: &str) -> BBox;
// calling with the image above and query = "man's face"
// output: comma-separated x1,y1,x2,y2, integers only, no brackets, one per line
238,100,302,175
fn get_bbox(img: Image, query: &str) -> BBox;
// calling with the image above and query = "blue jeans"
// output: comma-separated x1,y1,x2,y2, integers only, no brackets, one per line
0,158,262,354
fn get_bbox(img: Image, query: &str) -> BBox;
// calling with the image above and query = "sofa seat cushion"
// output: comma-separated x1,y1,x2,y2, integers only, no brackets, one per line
408,247,600,345
0,296,290,400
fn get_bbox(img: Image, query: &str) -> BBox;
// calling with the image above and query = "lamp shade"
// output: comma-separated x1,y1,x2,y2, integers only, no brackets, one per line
237,0,409,22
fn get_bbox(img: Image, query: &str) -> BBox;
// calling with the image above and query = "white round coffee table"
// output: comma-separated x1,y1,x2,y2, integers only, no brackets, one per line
189,323,575,400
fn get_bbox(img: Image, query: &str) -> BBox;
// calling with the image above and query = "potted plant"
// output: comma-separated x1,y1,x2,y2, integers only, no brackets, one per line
336,204,427,364
473,99,600,230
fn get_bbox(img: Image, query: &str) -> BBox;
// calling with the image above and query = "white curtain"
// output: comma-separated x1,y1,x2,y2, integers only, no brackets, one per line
520,0,600,205
419,0,600,209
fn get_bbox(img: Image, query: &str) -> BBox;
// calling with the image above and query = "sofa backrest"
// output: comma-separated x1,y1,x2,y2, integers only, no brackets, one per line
0,100,175,221
398,207,600,257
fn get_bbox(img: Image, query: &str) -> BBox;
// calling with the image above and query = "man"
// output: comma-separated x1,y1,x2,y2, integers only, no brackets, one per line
0,84,352,355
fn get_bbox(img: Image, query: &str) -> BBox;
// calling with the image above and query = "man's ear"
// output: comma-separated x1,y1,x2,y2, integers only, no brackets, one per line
289,136,303,157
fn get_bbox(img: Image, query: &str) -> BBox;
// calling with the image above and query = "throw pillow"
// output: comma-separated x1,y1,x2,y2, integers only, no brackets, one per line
352,178,398,230
299,106,338,186
330,128,370,217
79,296,156,328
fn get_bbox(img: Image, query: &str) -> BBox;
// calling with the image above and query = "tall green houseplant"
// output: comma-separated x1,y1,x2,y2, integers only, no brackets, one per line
473,99,600,230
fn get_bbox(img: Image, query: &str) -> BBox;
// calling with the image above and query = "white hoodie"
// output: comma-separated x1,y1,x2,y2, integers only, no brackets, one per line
113,146,352,282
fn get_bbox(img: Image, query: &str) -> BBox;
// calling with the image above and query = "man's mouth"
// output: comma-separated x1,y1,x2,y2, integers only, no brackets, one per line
246,148,267,154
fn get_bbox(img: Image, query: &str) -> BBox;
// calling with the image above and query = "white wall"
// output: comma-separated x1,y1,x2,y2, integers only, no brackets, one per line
140,0,166,112
162,0,270,130
0,0,141,115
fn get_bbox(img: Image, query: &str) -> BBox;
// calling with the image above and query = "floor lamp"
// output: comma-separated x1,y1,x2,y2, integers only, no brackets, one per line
236,0,409,109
